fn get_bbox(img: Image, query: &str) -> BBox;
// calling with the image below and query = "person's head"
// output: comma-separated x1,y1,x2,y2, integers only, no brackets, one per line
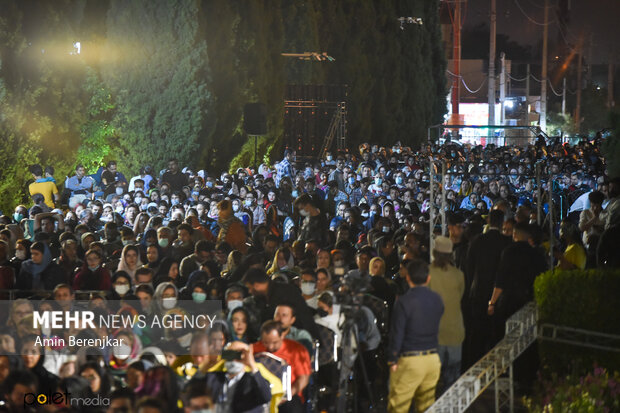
122,244,140,269
559,221,581,244
488,209,505,229
135,267,154,285
230,307,249,339
355,247,373,273
53,284,75,310
317,292,334,316
167,159,179,174
20,335,42,369
273,304,296,332
405,259,430,286
29,241,47,265
316,268,331,292
512,222,532,243
189,331,210,366
135,396,165,413
107,160,117,173
243,268,270,298
194,240,213,264
5,370,38,410
369,256,385,277
112,272,132,296
259,320,285,353
108,387,136,413
79,361,107,394
183,379,214,413
85,249,102,271
432,236,453,269
29,164,43,178
135,284,154,311
588,190,605,214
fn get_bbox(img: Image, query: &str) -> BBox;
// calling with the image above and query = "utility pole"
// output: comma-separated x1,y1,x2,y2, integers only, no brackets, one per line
562,77,566,115
576,41,583,133
587,33,593,85
488,0,497,133
526,64,531,122
609,54,615,108
500,53,506,125
540,0,549,132
451,0,462,128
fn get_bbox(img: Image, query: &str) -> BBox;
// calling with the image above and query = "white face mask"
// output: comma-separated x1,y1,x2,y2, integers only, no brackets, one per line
115,187,124,195
301,282,316,296
225,360,245,375
114,344,132,360
15,250,26,260
162,297,177,309
227,299,243,312
232,204,240,212
115,284,130,295
299,209,310,217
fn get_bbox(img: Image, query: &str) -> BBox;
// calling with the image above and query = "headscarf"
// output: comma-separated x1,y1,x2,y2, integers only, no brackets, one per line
117,244,143,281
20,243,52,289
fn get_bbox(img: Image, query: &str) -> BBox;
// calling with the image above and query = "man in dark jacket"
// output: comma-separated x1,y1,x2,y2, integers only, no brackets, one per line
488,223,548,338
198,341,272,413
243,268,318,338
464,209,512,367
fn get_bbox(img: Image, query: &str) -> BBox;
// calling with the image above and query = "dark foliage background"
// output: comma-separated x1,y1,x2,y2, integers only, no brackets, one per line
0,0,447,212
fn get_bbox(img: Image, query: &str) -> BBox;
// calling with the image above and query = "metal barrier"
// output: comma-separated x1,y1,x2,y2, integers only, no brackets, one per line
427,302,537,413
427,302,620,412
0,289,108,301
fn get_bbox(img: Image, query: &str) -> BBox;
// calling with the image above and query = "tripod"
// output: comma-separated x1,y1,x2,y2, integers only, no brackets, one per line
336,310,376,413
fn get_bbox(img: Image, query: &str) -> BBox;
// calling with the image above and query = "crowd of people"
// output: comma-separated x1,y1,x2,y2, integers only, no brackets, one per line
0,135,619,413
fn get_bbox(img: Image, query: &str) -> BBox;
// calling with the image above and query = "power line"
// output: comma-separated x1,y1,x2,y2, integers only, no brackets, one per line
461,76,487,94
513,0,555,26
548,79,563,96
507,73,528,82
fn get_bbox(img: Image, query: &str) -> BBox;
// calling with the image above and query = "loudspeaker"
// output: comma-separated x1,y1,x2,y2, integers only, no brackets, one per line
243,103,267,135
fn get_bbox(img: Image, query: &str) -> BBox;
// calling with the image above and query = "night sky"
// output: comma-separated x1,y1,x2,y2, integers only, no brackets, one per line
464,0,620,63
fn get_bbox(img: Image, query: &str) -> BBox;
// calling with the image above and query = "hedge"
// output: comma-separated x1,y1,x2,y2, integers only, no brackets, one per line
534,268,620,376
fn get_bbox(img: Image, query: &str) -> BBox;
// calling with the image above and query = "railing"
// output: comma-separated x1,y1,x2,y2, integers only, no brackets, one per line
427,302,620,412
0,289,108,301
427,302,538,413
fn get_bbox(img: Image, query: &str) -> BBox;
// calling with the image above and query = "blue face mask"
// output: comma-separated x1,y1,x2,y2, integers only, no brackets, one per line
158,238,169,248
348,177,356,185
206,181,214,188
375,178,382,186
13,213,24,222
192,292,207,303
395,177,404,185
171,199,180,206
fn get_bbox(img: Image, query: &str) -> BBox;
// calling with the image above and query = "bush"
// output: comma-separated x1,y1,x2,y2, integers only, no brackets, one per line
534,269,620,376
524,368,620,412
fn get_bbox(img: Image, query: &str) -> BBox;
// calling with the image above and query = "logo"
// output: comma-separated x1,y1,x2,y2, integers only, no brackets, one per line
24,392,110,407
24,392,70,406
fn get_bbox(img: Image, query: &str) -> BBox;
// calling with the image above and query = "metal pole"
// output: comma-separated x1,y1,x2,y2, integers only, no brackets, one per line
494,364,500,413
576,41,583,133
500,52,506,125
540,0,549,132
549,170,554,269
536,163,542,226
429,157,435,256
488,0,497,139
509,364,514,413
441,161,447,235
562,77,567,116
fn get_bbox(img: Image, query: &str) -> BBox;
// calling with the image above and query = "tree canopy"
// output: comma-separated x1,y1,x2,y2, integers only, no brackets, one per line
0,0,448,212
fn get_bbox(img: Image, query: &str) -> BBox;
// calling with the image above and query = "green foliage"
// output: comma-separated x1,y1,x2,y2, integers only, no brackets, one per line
525,368,620,413
76,69,117,174
100,0,212,174
546,111,576,138
534,268,620,376
601,111,620,179
0,0,448,210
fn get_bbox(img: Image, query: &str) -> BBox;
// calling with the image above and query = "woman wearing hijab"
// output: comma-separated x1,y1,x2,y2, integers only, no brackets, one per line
16,242,66,290
154,257,181,288
116,244,143,282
